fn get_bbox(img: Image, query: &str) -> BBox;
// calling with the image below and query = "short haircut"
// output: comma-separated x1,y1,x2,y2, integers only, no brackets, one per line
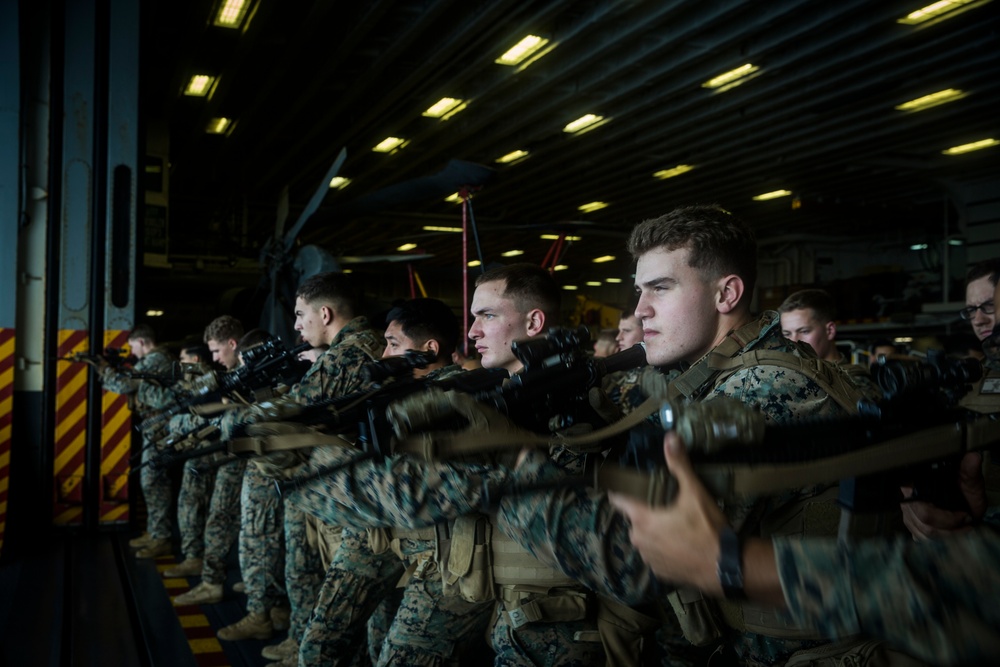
180,338,211,362
237,328,274,352
966,258,1000,287
385,298,460,358
626,204,758,297
128,323,156,343
620,293,640,321
204,315,244,344
778,289,837,323
475,263,561,324
296,272,358,318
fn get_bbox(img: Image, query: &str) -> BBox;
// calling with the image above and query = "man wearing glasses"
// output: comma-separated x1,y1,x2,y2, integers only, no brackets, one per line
961,259,1000,342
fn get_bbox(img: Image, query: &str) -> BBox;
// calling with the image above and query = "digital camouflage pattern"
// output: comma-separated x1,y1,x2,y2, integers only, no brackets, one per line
775,509,1000,664
496,312,874,665
169,412,216,560
201,457,247,585
101,348,178,540
240,463,286,615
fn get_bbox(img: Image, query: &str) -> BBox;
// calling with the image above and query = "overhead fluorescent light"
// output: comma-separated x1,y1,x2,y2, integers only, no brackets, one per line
653,164,695,180
910,243,928,250
895,88,966,111
496,149,529,164
467,260,481,267
942,138,998,155
501,249,524,257
372,137,407,153
586,281,602,287
948,239,964,246
328,176,351,189
540,234,582,241
897,0,981,24
397,243,417,251
213,0,251,28
562,285,578,291
553,264,568,271
422,97,467,120
342,269,353,274
563,114,608,134
578,201,609,213
205,117,232,134
495,35,551,67
592,255,615,263
752,189,792,201
423,225,463,233
605,278,622,284
145,309,164,317
702,64,759,90
185,75,214,96
444,192,463,203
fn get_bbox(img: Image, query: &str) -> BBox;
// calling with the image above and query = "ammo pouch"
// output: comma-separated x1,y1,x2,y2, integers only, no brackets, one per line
596,597,663,667
665,587,725,646
367,527,392,555
783,636,929,667
304,513,344,570
384,525,438,587
440,514,495,603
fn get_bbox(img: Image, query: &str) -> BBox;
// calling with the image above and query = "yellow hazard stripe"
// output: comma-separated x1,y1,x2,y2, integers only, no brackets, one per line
188,637,223,654
53,507,83,525
178,615,210,628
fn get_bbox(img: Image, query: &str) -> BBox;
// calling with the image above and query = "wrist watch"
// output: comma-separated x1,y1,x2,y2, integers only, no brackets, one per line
717,526,746,600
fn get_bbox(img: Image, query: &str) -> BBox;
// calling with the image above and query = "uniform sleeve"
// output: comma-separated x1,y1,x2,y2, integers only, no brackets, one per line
775,530,1000,664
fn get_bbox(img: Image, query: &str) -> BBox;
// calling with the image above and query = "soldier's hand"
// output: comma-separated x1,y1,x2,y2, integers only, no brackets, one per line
901,452,987,541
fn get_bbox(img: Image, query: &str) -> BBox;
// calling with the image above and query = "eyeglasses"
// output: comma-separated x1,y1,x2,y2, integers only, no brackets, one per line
959,300,995,320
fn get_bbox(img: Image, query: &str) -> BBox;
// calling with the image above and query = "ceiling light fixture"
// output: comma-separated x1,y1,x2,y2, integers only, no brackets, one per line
586,281,602,287
563,114,609,135
328,176,351,189
184,75,214,96
578,201,608,213
372,137,407,153
702,63,760,90
540,234,582,241
397,243,417,251
592,255,615,263
145,309,164,317
495,35,552,67
897,0,982,24
605,278,622,284
501,249,524,257
468,260,481,267
942,138,998,155
422,97,467,120
496,149,529,164
752,189,792,201
553,264,568,271
213,0,252,28
910,243,928,250
895,88,966,111
444,193,463,203
653,164,695,179
423,225,463,232
562,285,578,291
205,117,232,134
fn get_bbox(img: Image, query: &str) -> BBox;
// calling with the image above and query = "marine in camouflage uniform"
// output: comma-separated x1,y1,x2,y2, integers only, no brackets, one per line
99,343,177,546
239,461,287,620
168,412,216,566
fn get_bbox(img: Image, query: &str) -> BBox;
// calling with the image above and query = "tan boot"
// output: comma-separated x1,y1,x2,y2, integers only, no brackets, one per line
172,581,223,606
266,656,297,667
163,557,203,578
269,605,291,631
135,538,171,558
261,636,298,661
128,532,152,548
217,611,273,641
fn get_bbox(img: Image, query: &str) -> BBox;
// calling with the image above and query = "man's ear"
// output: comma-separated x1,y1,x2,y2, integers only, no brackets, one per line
228,338,239,351
320,305,335,326
525,308,546,337
716,274,745,314
423,339,440,358
825,320,837,342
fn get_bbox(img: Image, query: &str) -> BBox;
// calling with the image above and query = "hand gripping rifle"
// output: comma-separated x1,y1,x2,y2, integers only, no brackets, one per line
604,351,995,513
139,340,312,430
130,422,224,473
58,346,134,369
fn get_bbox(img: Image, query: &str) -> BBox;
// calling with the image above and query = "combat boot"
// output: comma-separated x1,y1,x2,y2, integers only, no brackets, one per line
266,656,297,667
163,557,203,578
217,611,273,641
135,538,171,558
269,605,291,631
261,637,298,661
128,532,152,548
172,581,223,606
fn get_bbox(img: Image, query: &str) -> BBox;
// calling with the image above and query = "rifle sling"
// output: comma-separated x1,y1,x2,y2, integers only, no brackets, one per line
229,431,355,456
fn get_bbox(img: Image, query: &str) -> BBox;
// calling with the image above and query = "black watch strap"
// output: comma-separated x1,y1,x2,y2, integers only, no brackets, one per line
717,526,746,600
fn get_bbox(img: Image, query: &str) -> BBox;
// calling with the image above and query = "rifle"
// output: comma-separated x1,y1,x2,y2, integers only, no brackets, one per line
607,351,995,513
130,422,222,472
58,346,134,369
140,340,312,430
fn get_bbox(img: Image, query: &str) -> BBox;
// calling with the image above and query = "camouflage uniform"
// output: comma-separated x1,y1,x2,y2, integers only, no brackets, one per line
775,509,1000,664
168,412,217,562
100,347,177,540
201,455,247,586
240,462,286,616
496,312,883,665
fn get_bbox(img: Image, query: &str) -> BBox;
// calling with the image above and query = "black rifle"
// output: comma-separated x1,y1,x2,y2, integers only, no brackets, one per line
58,346,134,369
615,351,993,512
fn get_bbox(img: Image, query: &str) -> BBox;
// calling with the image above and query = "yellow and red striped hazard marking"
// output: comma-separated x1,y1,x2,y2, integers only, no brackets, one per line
100,330,131,525
158,558,232,666
54,330,89,526
0,328,14,558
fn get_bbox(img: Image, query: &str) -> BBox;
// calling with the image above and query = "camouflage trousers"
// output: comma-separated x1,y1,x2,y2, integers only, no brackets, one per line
240,464,285,615
201,458,246,585
284,500,327,642
298,526,405,666
139,433,173,540
377,535,494,666
177,459,215,560
489,593,605,667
